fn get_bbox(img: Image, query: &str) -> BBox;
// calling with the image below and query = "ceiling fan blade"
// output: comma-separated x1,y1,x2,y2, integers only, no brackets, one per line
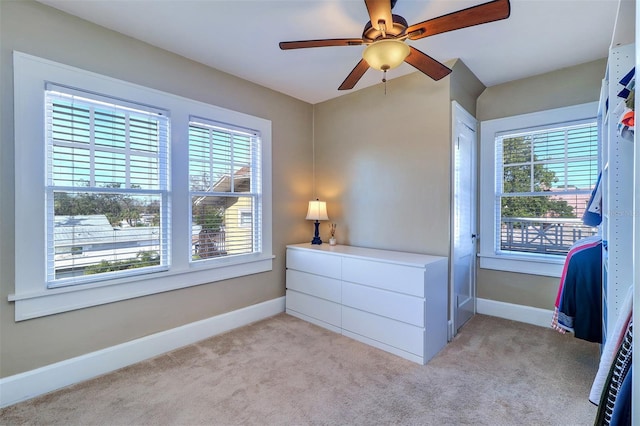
338,59,370,90
406,0,510,40
404,46,452,81
364,0,394,32
279,39,364,50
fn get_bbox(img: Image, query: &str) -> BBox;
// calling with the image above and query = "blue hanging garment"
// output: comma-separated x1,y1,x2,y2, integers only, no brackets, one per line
583,172,603,227
551,236,603,343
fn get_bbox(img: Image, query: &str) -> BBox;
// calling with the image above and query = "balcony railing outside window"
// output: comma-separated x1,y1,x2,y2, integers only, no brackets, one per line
500,217,598,255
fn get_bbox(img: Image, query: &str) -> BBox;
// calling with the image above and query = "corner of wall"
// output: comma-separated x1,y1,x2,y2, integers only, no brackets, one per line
450,59,486,116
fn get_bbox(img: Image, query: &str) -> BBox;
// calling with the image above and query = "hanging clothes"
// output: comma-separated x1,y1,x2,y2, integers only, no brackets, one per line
616,67,635,142
590,286,633,405
609,364,632,426
551,236,601,335
582,172,603,227
550,236,602,342
594,320,632,426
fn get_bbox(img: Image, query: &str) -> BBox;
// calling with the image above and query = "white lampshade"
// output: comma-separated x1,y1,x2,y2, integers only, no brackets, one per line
306,200,329,221
362,39,410,71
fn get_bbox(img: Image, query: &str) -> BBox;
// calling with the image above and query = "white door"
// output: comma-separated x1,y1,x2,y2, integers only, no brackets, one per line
451,101,478,336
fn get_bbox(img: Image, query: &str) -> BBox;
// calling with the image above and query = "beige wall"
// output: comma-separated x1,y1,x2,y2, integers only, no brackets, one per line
313,71,452,256
312,60,485,314
475,58,607,309
0,0,312,377
477,58,607,121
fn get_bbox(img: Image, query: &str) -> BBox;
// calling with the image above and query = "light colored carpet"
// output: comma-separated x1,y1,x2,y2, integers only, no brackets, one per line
1,313,599,425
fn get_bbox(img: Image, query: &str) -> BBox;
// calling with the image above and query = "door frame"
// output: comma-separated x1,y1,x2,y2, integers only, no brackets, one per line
449,101,478,339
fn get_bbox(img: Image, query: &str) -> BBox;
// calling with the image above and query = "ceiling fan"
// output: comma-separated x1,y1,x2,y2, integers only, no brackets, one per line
279,0,511,91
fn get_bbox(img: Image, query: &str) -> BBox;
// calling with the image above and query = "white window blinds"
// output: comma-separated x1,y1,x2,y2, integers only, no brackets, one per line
45,86,170,287
495,121,599,256
188,117,262,260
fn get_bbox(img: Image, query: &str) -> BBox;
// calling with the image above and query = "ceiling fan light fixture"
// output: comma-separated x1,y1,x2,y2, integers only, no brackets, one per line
362,39,410,71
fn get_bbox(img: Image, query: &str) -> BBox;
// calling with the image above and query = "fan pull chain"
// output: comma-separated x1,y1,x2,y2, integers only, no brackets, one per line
382,69,387,95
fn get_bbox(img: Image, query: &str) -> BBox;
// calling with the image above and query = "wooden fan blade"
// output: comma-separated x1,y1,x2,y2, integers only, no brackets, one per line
364,0,393,32
406,0,510,40
338,59,370,90
279,39,364,50
404,46,452,81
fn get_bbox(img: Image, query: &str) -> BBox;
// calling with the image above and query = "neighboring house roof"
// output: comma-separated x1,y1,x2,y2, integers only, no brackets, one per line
210,166,251,193
54,215,113,246
54,215,159,247
193,167,251,208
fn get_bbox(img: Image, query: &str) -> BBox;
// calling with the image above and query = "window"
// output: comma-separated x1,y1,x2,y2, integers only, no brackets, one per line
480,103,599,277
11,52,272,320
496,122,599,254
239,211,253,227
45,86,170,287
189,118,261,260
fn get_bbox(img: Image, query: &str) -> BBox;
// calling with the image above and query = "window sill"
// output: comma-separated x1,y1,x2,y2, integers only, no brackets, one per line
478,253,565,278
9,255,274,321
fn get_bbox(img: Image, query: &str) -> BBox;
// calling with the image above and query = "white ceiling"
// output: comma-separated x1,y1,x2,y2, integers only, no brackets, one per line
37,0,622,104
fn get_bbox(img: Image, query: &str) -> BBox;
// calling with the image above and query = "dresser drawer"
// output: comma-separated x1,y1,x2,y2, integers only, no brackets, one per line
342,257,425,297
286,290,341,328
341,281,425,327
342,306,425,356
287,248,341,279
286,269,341,303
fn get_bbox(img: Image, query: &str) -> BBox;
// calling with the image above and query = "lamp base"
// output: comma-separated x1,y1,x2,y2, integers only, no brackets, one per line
311,220,323,245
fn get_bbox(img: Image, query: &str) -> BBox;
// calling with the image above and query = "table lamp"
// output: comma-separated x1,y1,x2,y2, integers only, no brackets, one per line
306,199,329,245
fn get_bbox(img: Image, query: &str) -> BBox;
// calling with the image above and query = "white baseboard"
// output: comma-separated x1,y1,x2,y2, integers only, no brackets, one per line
0,297,285,409
476,298,553,328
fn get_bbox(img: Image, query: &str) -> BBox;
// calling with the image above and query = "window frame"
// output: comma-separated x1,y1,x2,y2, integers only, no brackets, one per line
45,86,172,287
479,102,599,277
187,118,261,261
11,52,273,321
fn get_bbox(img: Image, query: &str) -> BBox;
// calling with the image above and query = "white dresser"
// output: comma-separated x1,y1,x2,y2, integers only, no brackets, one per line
285,243,448,364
